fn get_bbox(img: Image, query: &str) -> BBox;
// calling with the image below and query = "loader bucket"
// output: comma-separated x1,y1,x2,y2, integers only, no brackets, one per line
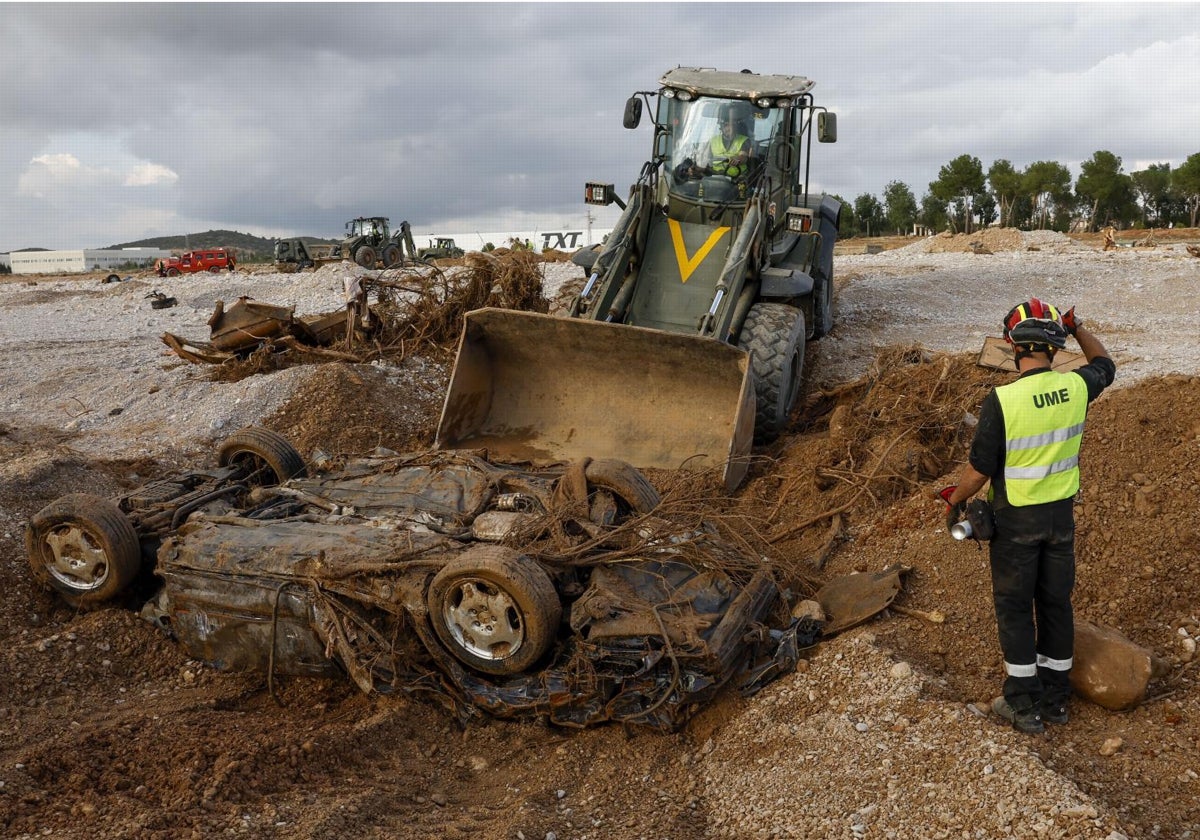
435,308,757,492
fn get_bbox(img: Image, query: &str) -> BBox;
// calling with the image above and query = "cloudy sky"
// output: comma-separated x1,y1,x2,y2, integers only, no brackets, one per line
3,2,1200,250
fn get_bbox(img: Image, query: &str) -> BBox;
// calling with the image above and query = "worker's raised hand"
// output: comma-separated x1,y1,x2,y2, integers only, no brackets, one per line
1061,306,1080,336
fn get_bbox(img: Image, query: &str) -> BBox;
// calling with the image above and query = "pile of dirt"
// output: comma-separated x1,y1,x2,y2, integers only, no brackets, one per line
263,358,449,459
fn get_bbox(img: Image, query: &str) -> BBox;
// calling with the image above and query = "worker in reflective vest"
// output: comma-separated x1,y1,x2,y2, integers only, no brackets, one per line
697,105,752,179
940,299,1115,734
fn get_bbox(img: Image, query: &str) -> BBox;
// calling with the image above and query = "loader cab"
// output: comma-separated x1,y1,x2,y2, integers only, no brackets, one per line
658,95,797,216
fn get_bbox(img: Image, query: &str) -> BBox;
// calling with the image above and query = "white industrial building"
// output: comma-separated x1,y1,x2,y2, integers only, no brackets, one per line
7,248,171,275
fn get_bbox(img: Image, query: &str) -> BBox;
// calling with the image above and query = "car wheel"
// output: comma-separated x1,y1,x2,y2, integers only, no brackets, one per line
166,267,180,277
583,459,661,521
216,427,306,485
427,545,561,676
354,245,377,268
104,273,121,284
737,302,806,441
26,494,141,608
208,266,221,274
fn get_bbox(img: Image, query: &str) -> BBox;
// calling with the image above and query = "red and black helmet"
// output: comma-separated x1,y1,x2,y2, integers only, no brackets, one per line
1003,298,1068,350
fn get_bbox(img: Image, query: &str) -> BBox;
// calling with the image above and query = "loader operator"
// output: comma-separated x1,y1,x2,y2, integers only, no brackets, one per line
939,298,1115,735
678,105,753,181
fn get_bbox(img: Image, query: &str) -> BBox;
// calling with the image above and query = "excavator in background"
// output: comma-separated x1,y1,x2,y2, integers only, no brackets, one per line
436,67,840,491
273,217,421,271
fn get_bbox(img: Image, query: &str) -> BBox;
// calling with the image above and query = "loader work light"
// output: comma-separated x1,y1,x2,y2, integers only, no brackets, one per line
786,207,814,233
585,182,614,206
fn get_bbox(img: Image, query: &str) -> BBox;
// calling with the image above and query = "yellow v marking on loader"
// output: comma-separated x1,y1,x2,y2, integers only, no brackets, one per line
667,218,730,283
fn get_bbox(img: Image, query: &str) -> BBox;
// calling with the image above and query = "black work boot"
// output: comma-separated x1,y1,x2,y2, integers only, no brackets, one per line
992,696,1045,734
1042,699,1069,725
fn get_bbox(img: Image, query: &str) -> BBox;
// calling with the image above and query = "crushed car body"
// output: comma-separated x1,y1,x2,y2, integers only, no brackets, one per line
27,429,878,731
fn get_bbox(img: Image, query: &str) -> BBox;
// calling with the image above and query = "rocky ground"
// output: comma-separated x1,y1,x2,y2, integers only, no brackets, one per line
1,229,1199,839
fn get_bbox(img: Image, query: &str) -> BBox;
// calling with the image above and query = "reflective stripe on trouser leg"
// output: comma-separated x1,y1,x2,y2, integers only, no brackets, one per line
1005,661,1037,678
1036,654,1072,671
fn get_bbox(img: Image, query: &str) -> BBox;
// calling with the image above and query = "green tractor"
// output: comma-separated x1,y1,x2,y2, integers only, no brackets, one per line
418,237,466,261
436,68,840,491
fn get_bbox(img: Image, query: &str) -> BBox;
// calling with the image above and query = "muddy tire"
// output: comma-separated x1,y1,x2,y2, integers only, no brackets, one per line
166,267,180,277
427,546,561,676
216,427,306,485
381,244,402,268
737,302,806,441
104,273,121,284
354,245,377,269
208,266,221,274
584,459,661,515
26,494,141,608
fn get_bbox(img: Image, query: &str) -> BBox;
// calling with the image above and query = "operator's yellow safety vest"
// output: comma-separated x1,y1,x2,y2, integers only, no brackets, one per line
709,134,749,177
994,371,1089,507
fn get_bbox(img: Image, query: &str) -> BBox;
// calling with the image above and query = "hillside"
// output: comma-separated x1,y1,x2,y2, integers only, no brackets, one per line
105,229,335,261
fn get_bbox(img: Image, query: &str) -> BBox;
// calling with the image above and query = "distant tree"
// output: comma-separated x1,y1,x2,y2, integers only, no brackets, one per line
1174,152,1200,227
1022,161,1072,230
918,192,949,233
853,193,886,238
1074,151,1136,230
987,159,1022,228
1131,163,1174,226
974,191,998,228
882,181,918,235
929,155,985,234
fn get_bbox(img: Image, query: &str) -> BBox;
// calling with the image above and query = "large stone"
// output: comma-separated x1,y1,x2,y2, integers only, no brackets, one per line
1072,620,1169,710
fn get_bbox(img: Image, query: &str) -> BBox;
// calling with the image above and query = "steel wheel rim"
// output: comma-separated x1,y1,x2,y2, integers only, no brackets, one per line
43,524,110,592
440,577,525,662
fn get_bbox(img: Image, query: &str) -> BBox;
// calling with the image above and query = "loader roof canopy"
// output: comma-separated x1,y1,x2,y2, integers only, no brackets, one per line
660,68,815,100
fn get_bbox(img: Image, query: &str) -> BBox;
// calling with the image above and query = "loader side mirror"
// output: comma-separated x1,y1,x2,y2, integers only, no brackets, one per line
623,96,643,129
818,111,837,143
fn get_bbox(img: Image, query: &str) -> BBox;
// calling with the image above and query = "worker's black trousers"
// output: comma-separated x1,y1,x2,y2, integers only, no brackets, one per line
989,502,1076,712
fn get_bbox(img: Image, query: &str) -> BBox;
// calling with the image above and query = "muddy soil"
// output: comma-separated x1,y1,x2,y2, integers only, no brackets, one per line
2,233,1199,839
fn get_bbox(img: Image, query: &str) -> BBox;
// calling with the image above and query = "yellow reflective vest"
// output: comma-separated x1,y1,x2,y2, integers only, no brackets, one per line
709,134,749,177
994,371,1089,506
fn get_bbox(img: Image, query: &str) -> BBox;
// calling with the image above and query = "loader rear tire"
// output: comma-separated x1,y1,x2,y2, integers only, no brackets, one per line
737,302,806,441
812,270,834,339
381,244,402,268
354,245,377,269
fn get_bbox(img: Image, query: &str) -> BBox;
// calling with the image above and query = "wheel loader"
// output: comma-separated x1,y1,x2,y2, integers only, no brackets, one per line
276,218,421,271
336,217,420,269
436,68,840,491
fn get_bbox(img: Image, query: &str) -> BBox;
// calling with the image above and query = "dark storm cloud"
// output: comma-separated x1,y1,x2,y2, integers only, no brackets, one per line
3,3,1200,249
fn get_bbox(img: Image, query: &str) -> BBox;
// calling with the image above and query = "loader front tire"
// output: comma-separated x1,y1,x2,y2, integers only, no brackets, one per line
737,302,806,441
354,245,377,269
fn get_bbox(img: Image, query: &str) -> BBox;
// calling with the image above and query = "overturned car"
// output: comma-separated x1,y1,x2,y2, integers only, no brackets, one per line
27,428,826,731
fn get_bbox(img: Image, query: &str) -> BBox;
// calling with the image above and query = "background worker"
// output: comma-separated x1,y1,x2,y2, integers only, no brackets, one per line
940,299,1116,734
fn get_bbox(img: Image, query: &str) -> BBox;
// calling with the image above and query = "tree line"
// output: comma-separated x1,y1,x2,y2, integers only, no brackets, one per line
835,151,1200,238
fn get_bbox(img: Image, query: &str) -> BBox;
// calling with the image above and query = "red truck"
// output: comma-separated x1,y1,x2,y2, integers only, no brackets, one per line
155,248,236,277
